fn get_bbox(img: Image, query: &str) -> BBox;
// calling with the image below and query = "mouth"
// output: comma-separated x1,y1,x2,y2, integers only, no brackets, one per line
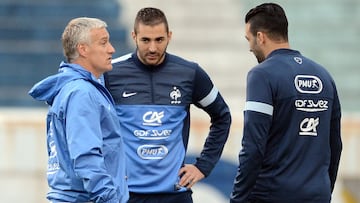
146,52,158,58
146,55,159,62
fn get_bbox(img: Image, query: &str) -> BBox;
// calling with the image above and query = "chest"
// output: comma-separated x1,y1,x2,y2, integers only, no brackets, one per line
109,67,195,105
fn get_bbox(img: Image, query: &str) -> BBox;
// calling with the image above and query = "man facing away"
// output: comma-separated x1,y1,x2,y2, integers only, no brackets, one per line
29,17,129,203
230,3,342,203
104,7,232,203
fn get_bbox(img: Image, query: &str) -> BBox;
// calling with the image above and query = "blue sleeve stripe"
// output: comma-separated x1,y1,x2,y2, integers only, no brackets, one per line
245,101,273,116
199,86,218,107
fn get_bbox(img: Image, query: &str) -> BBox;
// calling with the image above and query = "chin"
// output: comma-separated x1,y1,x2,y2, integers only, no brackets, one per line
103,65,112,72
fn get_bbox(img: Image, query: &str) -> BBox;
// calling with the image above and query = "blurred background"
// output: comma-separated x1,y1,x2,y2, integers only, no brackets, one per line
0,0,359,202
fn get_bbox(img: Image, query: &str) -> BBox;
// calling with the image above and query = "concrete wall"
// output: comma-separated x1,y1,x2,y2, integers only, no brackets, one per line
1,108,359,202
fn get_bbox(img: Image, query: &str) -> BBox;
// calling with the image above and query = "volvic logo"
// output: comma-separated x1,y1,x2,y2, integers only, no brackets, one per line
47,121,60,175
142,111,164,126
294,75,323,94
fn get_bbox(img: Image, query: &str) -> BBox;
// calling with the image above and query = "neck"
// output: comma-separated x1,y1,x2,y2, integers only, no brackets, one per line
73,59,100,78
264,42,290,58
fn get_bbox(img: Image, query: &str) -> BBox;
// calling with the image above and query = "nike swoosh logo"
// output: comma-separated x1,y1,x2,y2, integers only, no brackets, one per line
122,92,137,98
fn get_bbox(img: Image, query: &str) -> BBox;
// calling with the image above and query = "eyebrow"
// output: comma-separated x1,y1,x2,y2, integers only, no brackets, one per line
141,36,165,40
99,37,109,41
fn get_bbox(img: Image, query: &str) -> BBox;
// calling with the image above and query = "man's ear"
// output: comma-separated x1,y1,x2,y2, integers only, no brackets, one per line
256,31,265,45
131,31,137,42
77,43,87,57
167,31,172,41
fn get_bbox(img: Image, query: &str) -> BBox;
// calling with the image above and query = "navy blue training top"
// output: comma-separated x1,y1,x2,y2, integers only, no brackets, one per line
104,52,231,194
231,49,342,203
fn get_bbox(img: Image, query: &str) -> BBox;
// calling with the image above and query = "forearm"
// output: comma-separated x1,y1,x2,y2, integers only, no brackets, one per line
195,103,231,176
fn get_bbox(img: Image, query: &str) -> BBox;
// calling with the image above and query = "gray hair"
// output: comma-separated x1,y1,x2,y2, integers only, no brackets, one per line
62,17,107,63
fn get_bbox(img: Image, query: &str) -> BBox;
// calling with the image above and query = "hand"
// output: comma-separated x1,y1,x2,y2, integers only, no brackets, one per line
178,164,205,189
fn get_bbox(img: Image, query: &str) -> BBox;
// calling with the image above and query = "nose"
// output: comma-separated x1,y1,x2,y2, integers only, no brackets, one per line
109,43,115,54
149,41,157,52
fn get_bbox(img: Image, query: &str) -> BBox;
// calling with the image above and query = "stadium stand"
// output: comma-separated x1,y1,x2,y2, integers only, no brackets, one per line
117,1,360,202
0,0,359,202
0,0,131,106
240,0,360,112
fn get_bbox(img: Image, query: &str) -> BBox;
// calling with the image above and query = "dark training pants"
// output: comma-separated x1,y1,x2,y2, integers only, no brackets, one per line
128,190,193,203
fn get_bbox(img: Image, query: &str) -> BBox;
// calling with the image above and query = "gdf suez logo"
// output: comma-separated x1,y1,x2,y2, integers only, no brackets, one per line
142,111,164,126
299,117,319,136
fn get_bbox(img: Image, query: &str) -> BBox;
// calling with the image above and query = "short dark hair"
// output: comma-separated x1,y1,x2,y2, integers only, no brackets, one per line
134,7,169,34
245,3,288,42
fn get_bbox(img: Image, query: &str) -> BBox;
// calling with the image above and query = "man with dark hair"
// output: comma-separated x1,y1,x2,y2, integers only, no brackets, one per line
230,3,342,203
104,7,231,203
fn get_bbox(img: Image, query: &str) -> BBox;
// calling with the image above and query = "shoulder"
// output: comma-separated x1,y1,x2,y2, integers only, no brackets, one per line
166,53,212,82
111,53,132,64
110,53,134,72
62,79,98,96
108,53,135,77
166,53,201,70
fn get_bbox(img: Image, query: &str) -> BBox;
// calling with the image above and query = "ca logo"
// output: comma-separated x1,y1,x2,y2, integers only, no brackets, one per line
143,111,164,126
299,117,319,136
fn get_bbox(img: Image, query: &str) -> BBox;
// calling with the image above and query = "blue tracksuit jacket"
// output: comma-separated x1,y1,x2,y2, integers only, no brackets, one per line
230,49,342,203
104,52,231,194
29,62,129,203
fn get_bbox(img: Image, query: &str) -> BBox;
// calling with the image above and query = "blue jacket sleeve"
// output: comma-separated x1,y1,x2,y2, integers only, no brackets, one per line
328,83,342,192
192,66,232,177
230,111,272,203
66,89,119,202
231,69,272,203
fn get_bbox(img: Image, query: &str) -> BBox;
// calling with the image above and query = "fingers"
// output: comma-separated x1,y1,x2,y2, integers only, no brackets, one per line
178,164,205,189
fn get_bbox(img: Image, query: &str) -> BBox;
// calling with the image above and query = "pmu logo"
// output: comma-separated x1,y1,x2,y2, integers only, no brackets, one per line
137,145,168,159
294,75,323,94
299,117,319,136
143,111,164,126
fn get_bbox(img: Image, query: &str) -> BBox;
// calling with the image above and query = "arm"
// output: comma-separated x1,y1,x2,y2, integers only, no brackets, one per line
66,88,119,202
230,69,272,203
328,83,342,192
192,67,232,177
178,90,231,188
